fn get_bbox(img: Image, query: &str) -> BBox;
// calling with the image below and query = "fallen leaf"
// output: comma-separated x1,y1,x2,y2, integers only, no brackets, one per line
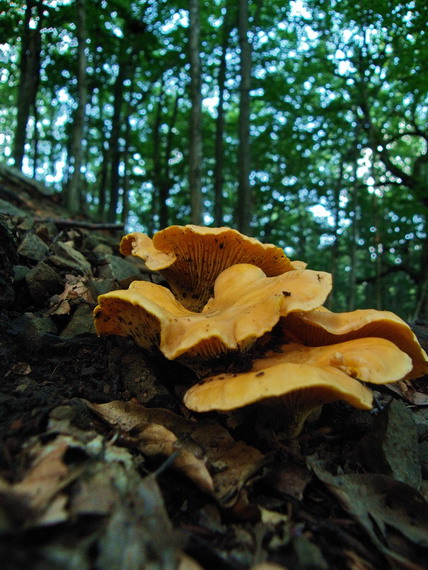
0,435,87,527
8,362,32,376
48,273,94,315
308,453,428,568
13,437,85,511
96,472,181,570
86,400,269,506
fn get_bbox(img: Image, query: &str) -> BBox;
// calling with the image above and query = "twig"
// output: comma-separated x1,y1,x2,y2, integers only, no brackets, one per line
34,217,125,230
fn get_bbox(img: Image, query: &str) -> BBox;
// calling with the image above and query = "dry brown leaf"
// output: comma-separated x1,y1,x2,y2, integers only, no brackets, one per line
0,435,87,528
13,438,83,511
86,400,269,506
48,274,94,315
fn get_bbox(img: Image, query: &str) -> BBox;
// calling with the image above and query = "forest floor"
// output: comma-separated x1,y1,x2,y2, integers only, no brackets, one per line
1,167,428,570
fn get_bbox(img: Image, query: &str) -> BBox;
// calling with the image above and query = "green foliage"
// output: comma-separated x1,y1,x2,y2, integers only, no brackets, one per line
1,0,427,319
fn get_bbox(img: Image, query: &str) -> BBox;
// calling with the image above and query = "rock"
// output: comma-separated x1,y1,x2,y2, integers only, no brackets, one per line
50,241,92,274
97,254,141,287
92,243,114,260
84,232,118,251
35,222,58,243
13,265,30,282
25,261,61,304
0,219,18,307
60,303,96,338
8,313,58,353
17,232,49,262
89,278,118,298
0,198,27,217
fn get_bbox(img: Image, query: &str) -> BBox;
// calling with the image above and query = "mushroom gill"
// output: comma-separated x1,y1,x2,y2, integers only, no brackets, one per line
183,337,413,437
94,264,332,362
282,308,428,380
120,225,302,311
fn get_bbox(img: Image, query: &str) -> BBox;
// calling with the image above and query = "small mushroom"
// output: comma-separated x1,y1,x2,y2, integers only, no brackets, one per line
282,308,428,380
183,337,413,437
94,264,332,362
120,225,302,311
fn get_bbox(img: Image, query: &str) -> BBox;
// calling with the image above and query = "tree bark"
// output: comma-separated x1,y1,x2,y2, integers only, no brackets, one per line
189,0,203,225
66,0,88,215
107,60,126,224
13,0,43,171
237,0,252,235
214,5,234,226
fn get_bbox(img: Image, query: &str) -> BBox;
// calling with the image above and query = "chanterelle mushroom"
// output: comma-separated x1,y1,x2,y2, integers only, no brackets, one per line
183,337,413,437
94,263,332,362
282,308,428,380
120,225,303,311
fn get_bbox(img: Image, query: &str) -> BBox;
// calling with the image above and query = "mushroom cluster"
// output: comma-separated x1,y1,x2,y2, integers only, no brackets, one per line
94,225,428,437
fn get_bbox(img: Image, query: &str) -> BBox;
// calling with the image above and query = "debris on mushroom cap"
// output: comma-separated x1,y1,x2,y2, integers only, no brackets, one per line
183,361,374,438
93,264,332,362
282,308,428,380
183,337,413,436
252,338,413,385
120,225,302,311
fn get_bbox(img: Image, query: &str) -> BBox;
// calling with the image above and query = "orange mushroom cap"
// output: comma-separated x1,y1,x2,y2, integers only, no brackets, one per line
120,225,302,311
94,264,332,362
183,362,374,438
183,337,412,436
282,308,428,380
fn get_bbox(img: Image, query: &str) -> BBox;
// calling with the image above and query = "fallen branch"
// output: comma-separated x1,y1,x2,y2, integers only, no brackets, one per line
34,218,125,231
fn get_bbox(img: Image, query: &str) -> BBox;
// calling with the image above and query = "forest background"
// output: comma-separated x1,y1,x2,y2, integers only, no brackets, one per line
1,0,427,321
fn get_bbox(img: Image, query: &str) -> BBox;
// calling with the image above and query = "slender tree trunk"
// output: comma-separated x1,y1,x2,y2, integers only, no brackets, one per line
121,115,132,227
98,136,110,222
67,0,88,215
348,180,360,311
237,0,252,235
326,163,344,309
13,0,43,170
107,61,126,223
189,0,203,224
32,102,40,176
214,6,233,226
152,80,165,227
372,190,383,310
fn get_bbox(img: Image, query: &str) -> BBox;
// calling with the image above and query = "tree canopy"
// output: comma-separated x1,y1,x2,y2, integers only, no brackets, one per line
1,0,427,319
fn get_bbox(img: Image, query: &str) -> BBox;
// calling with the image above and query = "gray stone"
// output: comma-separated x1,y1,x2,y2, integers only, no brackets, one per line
89,278,117,298
50,241,92,274
25,261,60,304
9,313,58,352
0,198,27,217
60,303,96,338
17,232,49,261
13,265,30,281
98,254,141,286
92,243,114,260
35,222,58,243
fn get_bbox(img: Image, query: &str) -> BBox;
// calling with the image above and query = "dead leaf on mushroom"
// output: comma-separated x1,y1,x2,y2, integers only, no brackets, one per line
85,399,269,506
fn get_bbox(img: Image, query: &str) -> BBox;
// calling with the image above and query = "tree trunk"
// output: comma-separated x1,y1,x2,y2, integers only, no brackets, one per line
214,5,233,226
66,0,88,215
326,166,343,310
348,178,360,311
189,0,203,225
107,61,126,224
237,0,252,235
121,115,131,227
13,0,43,171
